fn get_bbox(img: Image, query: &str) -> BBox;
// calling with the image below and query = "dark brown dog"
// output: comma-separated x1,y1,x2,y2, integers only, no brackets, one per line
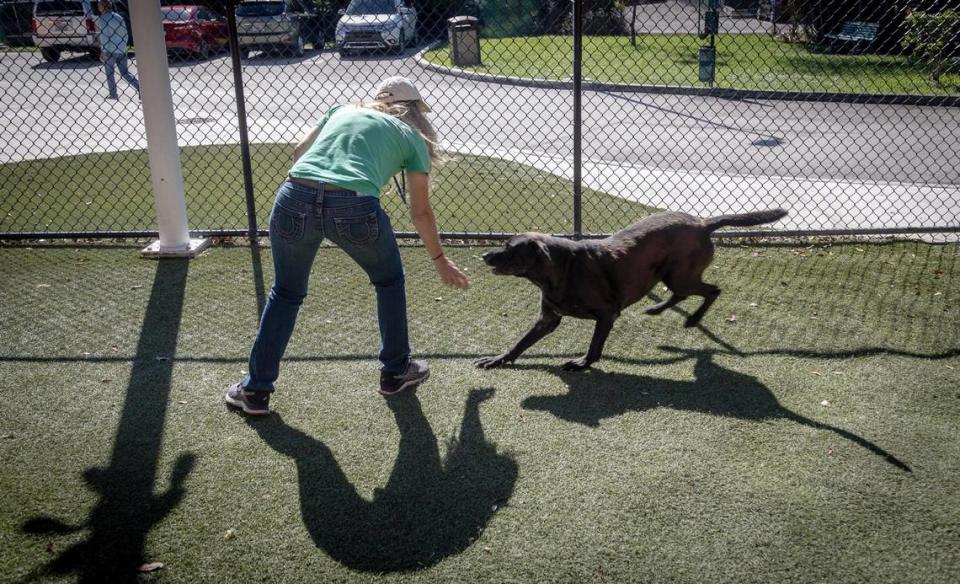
475,209,788,371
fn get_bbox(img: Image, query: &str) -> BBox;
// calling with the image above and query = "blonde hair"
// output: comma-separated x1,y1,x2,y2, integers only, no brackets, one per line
361,100,444,167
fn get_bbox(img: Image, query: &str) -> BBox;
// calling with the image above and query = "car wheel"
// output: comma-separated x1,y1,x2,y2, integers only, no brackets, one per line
88,48,101,61
313,32,324,51
40,48,60,63
239,47,250,59
293,34,304,57
197,38,209,60
395,30,405,54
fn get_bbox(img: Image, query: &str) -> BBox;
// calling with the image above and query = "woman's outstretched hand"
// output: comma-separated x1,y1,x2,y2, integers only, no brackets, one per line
433,256,470,289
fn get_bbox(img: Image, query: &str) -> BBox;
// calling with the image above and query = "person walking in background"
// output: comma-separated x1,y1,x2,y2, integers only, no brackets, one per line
225,76,470,416
95,0,138,100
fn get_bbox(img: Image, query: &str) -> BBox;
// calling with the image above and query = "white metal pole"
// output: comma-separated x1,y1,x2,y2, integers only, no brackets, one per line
127,0,206,256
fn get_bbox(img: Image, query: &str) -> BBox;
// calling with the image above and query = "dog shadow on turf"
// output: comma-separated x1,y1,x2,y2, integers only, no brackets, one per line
520,347,912,472
245,388,518,573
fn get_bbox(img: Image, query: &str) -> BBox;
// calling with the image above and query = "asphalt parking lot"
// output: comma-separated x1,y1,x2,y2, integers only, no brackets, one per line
1,44,958,232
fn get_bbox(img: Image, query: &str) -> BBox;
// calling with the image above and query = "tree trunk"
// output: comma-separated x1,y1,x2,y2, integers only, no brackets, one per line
630,3,637,46
931,55,943,85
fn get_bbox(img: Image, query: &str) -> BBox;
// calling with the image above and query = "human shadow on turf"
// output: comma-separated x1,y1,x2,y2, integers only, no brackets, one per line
249,238,267,317
521,348,912,472
19,259,197,583
245,388,518,572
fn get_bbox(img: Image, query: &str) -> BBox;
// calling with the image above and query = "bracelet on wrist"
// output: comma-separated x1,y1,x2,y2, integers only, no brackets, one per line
431,252,444,261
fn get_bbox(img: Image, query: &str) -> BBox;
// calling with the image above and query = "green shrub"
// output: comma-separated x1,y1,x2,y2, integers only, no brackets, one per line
901,9,960,84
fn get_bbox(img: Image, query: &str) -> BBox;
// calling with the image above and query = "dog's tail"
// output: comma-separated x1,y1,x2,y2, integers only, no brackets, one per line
703,209,788,232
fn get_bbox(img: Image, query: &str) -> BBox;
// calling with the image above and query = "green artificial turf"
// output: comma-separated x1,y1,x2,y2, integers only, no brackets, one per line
423,34,960,96
1,239,958,582
0,145,650,236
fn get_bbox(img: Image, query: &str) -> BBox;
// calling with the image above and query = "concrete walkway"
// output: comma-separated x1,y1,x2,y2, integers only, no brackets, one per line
447,141,960,236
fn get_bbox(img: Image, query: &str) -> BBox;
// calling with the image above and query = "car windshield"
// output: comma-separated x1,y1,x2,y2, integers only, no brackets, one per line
235,1,284,17
345,0,395,16
161,8,193,22
35,1,87,15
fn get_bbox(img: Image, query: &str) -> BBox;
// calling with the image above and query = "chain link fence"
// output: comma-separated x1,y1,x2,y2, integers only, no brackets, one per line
1,0,958,240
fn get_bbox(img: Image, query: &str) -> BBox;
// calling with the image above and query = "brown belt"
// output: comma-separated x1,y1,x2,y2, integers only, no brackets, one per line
287,176,353,192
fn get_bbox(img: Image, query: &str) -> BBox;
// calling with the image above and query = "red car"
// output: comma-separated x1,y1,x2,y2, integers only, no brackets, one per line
162,5,228,59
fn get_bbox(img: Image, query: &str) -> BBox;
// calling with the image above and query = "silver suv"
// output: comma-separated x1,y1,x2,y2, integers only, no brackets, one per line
335,0,416,57
235,0,323,58
31,0,102,62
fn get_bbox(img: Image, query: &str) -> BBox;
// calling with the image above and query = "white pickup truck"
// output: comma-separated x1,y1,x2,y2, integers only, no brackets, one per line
31,0,106,62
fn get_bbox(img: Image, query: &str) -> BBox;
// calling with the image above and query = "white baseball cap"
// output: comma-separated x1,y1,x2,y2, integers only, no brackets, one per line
373,76,431,113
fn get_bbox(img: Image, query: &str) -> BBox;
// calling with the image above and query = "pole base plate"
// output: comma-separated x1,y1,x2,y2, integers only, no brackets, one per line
141,238,211,259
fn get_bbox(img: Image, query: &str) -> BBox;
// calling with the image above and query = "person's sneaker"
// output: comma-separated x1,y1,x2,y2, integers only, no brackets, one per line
379,359,430,396
224,382,271,416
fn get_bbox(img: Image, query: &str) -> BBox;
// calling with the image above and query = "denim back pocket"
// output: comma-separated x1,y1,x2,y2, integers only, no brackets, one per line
333,211,380,246
269,201,307,243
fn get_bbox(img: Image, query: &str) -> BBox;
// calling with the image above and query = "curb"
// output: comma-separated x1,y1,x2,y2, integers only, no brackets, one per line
414,44,960,107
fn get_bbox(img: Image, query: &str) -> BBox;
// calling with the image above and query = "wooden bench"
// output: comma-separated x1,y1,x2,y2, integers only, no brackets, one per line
818,21,880,54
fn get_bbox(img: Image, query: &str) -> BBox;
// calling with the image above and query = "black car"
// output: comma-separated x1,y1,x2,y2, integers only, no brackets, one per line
0,0,35,47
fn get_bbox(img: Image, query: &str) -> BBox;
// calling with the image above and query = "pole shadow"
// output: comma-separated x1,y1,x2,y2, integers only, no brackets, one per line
521,348,912,472
20,259,197,583
249,239,267,317
243,388,518,573
598,91,785,142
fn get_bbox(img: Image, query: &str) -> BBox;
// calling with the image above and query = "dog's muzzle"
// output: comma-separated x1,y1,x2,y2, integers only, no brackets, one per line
481,250,498,265
481,250,509,274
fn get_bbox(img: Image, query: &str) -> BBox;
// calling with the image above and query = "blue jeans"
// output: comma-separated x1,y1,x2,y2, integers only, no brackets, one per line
242,180,409,392
103,52,140,97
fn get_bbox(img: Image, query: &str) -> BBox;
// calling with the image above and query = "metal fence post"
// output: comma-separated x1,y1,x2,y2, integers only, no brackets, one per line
225,2,259,244
572,0,583,240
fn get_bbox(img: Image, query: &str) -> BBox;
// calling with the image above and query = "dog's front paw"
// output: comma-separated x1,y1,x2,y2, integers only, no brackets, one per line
560,358,591,372
475,355,510,369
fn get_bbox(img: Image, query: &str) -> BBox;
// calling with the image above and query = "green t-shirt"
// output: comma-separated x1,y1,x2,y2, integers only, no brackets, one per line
288,105,431,197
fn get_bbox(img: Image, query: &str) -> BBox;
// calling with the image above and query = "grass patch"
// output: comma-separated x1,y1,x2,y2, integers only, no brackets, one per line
423,34,960,95
1,239,959,582
0,144,652,236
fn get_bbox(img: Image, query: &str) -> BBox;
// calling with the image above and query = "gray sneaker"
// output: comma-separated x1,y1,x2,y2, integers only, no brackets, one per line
379,360,430,396
224,383,271,416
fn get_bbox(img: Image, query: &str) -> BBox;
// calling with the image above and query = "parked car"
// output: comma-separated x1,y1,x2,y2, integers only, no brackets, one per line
31,0,98,62
31,0,132,62
235,0,322,58
1,0,36,47
335,0,416,57
162,5,227,60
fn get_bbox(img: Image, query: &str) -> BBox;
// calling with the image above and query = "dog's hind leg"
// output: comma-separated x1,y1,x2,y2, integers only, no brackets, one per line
683,283,720,328
644,293,687,316
656,269,720,327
